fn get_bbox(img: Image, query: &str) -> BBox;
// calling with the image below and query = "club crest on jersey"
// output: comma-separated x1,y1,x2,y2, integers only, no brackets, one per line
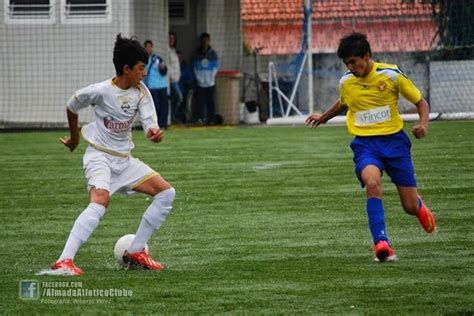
119,96,133,112
377,81,387,92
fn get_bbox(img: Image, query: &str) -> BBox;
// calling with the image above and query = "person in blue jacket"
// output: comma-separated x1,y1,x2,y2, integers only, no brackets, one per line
193,33,219,125
144,40,169,129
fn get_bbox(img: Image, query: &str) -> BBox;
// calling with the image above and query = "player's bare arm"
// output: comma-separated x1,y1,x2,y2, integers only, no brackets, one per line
60,107,80,152
305,100,346,128
412,97,429,139
147,127,164,143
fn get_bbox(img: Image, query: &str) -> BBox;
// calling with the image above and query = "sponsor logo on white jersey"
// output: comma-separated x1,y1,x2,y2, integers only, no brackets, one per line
104,116,135,132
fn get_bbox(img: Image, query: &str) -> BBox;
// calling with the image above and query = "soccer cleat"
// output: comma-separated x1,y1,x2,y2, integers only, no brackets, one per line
51,259,83,276
123,249,164,270
373,240,397,262
417,199,436,234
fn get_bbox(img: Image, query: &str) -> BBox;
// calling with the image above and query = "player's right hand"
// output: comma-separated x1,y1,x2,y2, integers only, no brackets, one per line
305,113,324,128
59,135,79,152
147,128,164,143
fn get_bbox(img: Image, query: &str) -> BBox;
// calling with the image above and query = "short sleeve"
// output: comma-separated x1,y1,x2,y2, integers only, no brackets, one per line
397,72,422,105
339,74,349,106
67,83,100,113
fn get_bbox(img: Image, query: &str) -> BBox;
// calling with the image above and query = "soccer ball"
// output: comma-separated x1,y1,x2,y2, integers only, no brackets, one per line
113,234,149,268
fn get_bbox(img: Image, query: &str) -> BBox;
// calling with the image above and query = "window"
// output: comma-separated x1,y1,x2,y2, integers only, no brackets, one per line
169,0,189,25
4,0,55,24
61,0,111,24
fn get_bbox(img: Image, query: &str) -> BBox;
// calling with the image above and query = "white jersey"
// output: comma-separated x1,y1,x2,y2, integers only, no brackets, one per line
167,47,181,83
67,79,158,157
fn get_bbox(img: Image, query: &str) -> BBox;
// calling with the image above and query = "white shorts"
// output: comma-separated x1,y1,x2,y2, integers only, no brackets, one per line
83,146,158,195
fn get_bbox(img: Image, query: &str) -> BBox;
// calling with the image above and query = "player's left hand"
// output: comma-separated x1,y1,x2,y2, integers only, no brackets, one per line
147,128,164,143
412,124,427,139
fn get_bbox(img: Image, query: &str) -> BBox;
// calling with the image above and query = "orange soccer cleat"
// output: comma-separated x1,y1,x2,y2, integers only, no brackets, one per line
51,259,84,276
373,240,397,262
417,199,436,234
123,249,164,270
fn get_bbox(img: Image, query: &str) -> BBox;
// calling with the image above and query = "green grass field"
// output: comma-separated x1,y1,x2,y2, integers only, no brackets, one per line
1,121,473,314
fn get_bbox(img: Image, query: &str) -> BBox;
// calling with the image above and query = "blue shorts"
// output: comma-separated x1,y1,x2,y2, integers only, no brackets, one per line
350,130,417,188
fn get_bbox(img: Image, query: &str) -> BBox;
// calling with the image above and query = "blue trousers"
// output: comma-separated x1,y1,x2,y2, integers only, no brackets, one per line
149,88,169,129
169,82,183,122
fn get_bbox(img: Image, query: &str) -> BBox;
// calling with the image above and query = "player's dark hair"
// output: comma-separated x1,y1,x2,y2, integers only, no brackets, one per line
113,33,148,76
337,32,372,59
143,39,153,47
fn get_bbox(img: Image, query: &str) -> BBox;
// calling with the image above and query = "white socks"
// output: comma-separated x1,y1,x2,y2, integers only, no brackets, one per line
58,188,175,261
59,202,106,261
128,187,176,253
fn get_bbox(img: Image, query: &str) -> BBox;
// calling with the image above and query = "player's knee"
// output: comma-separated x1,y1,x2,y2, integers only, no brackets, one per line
73,202,106,241
96,198,109,208
143,187,176,229
94,196,109,208
365,178,382,197
155,187,176,207
153,187,175,216
91,189,110,208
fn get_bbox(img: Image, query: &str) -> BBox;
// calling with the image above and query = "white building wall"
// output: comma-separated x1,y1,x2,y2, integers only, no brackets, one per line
0,0,243,127
0,0,166,127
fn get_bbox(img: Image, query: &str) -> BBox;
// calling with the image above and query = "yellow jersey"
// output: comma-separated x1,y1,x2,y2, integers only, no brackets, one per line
339,61,422,136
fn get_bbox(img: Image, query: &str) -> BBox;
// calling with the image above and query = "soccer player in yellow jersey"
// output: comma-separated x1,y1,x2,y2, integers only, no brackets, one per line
306,33,436,262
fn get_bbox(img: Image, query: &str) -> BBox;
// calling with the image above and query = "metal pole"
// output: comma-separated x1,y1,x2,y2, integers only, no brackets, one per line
269,62,273,118
305,0,314,115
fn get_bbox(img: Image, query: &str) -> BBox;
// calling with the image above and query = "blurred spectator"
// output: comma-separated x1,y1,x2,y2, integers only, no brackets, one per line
168,31,183,124
193,33,219,125
143,40,169,129
177,50,195,123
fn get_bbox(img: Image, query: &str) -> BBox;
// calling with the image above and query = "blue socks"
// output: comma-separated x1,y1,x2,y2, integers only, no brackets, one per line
366,197,388,244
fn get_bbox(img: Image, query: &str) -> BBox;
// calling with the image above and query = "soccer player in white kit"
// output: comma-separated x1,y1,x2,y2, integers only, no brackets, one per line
51,34,175,275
